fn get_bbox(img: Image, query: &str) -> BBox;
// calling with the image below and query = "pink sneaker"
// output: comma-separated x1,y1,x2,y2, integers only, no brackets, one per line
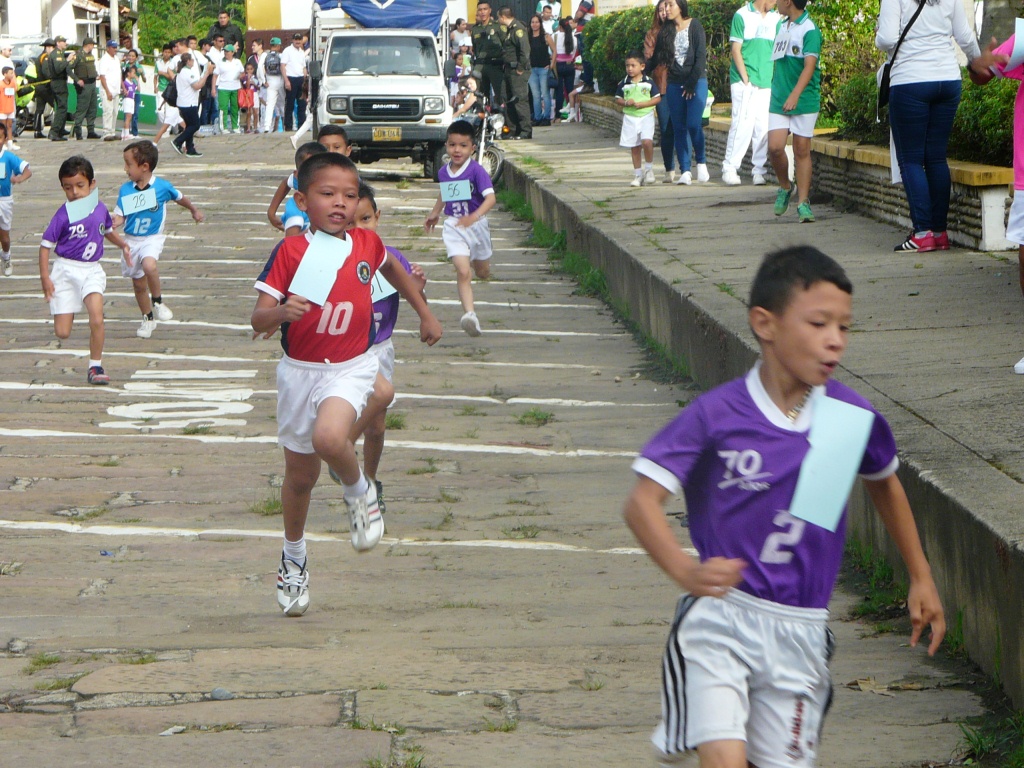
894,233,937,253
933,231,950,250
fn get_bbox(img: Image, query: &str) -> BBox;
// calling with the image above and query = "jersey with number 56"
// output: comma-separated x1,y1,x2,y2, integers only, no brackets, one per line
41,202,112,263
632,364,898,609
114,177,183,238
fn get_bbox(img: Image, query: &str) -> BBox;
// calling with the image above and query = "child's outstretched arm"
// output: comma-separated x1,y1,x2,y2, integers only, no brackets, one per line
863,474,945,656
424,194,444,232
624,477,746,597
12,167,31,184
251,291,310,338
104,229,133,268
175,193,205,223
266,178,290,231
380,257,442,345
457,193,495,229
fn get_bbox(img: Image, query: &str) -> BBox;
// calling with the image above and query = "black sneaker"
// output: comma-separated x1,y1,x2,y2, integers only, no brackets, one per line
50,135,67,142
170,140,184,155
186,150,204,157
375,480,386,516
86,132,102,139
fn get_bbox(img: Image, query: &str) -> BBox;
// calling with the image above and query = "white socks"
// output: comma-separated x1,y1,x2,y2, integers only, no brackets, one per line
283,536,306,564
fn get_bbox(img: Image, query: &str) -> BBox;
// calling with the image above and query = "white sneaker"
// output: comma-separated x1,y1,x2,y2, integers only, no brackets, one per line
346,483,384,552
9,141,19,150
1014,356,1024,374
675,171,692,186
696,164,710,183
663,170,677,184
752,173,767,186
1,258,10,277
460,311,482,337
630,175,642,187
643,168,656,186
721,168,741,186
152,302,173,321
137,318,157,338
289,133,299,149
277,555,310,616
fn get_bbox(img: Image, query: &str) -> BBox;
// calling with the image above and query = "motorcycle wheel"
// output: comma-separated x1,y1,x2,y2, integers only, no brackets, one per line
481,145,504,185
13,109,30,138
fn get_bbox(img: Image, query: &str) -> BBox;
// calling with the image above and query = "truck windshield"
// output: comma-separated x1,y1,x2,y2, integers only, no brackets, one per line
326,36,439,77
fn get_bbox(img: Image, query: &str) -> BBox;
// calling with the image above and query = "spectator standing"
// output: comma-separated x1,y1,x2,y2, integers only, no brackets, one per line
172,53,214,157
153,43,184,145
45,36,73,141
498,7,532,139
876,0,987,252
722,0,780,186
260,37,285,133
645,0,678,182
553,17,576,122
32,39,55,138
471,1,506,108
214,45,244,134
528,14,556,125
451,18,473,54
97,40,122,141
652,0,709,185
539,4,560,33
122,49,145,137
70,37,100,140
281,33,308,132
574,0,596,91
208,9,245,52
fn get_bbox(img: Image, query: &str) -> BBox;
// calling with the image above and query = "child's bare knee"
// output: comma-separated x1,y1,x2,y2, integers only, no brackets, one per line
54,326,71,340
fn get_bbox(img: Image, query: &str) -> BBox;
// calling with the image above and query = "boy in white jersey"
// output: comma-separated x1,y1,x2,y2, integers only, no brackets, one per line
624,245,944,768
615,52,661,187
112,140,205,338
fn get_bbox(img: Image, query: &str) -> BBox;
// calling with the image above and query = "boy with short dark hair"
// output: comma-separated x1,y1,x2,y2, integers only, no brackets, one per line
268,127,350,231
424,120,496,337
252,153,442,617
39,155,132,385
113,140,205,339
283,142,327,236
624,245,944,768
614,51,660,187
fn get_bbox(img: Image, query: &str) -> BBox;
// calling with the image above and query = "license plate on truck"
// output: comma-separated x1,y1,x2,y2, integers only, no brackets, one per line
372,127,402,141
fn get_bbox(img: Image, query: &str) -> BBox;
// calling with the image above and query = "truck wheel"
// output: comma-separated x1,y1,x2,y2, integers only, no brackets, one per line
424,144,447,181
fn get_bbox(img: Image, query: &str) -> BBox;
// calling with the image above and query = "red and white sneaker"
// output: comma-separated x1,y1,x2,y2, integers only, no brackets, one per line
894,232,937,252
933,231,950,250
346,482,384,552
87,366,110,385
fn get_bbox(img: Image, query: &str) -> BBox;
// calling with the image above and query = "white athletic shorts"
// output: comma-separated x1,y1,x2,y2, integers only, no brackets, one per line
0,111,13,121
122,98,136,116
768,112,819,139
0,197,12,230
276,352,379,454
443,216,492,261
369,338,396,382
653,589,833,768
159,100,181,126
121,234,166,279
49,257,107,316
619,112,656,148
1007,193,1024,245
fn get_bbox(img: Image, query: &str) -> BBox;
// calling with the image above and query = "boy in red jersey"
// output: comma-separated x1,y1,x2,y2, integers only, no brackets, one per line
252,153,442,616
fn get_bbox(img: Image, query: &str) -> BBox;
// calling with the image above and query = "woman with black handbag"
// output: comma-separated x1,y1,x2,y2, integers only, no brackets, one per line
171,54,214,158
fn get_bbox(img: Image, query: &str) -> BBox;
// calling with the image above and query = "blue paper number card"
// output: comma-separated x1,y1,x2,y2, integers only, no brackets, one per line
120,187,158,215
65,189,100,224
440,180,471,202
788,394,875,532
287,230,353,306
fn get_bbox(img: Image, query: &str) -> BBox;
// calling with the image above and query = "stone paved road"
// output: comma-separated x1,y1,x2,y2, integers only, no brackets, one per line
0,134,983,767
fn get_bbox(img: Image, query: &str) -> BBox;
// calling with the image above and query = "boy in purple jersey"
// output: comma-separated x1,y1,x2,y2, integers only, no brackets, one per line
39,156,132,385
424,120,496,337
624,246,944,768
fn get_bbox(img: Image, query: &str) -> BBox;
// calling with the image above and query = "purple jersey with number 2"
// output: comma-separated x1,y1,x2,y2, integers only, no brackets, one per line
633,365,899,609
438,158,493,218
40,203,112,263
373,246,413,344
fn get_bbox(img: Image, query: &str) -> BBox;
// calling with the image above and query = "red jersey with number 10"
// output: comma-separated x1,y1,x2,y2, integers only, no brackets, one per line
255,229,388,364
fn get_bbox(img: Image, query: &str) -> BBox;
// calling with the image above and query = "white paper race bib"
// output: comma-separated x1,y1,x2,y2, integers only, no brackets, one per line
287,230,352,306
65,189,100,224
0,164,6,180
120,187,158,215
370,270,398,303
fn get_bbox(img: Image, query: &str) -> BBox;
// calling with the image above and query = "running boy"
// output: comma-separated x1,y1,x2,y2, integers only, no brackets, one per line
0,123,31,276
39,155,132,385
424,120,495,337
268,126,350,230
251,153,442,617
614,51,661,187
766,0,820,223
624,245,944,768
283,142,326,236
112,140,205,339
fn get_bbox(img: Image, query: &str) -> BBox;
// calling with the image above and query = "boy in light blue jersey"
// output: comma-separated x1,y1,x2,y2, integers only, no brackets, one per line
282,142,326,236
112,140,205,339
0,123,32,276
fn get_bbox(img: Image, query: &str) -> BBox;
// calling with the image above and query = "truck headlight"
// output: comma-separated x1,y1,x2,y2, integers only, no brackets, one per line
327,96,348,114
424,97,445,114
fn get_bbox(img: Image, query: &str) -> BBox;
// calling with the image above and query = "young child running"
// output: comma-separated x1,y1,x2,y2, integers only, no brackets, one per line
0,123,31,276
766,0,820,223
39,156,132,385
112,140,205,339
251,153,443,617
268,126,351,231
624,245,945,768
424,120,496,337
615,51,661,187
283,142,327,237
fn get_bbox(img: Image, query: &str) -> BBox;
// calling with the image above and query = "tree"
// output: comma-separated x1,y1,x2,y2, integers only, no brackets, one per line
136,0,247,56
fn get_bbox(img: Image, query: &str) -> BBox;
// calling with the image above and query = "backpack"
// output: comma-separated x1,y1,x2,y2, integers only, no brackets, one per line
265,50,281,76
162,80,178,107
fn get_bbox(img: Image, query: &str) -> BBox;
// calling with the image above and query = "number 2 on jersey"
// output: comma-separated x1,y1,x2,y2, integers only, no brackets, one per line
759,510,806,564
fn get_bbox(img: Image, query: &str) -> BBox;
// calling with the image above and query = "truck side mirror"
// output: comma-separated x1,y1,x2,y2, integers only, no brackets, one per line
309,60,322,79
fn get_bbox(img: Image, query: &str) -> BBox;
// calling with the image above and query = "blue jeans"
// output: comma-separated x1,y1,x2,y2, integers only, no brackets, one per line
888,79,961,233
656,98,676,172
529,67,551,121
664,78,707,173
131,91,141,135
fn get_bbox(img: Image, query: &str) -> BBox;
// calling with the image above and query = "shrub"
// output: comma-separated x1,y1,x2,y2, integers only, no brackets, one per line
583,7,651,97
833,71,889,145
950,76,1016,168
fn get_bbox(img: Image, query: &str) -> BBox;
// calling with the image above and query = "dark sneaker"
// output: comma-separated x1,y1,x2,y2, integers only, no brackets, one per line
170,140,184,155
375,480,386,516
87,366,110,385
186,150,204,157
86,132,102,139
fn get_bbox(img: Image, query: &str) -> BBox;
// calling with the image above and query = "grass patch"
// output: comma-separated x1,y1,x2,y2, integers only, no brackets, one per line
483,717,518,732
439,600,482,609
462,427,479,439
406,458,439,475
384,412,407,430
502,524,541,539
957,710,1024,767
396,179,411,190
116,517,142,524
456,405,485,417
351,717,406,735
181,424,214,435
24,652,61,675
437,489,461,504
34,673,87,691
841,539,909,620
516,408,554,427
426,509,455,530
99,457,121,467
714,282,737,298
120,653,157,665
496,189,534,221
248,493,282,517
649,225,669,234
518,155,555,174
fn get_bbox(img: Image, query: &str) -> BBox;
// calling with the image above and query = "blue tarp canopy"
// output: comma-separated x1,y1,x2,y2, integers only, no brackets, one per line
314,0,448,35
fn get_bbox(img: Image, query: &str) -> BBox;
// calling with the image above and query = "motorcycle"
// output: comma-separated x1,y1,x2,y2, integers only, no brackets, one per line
13,79,35,138
471,97,505,185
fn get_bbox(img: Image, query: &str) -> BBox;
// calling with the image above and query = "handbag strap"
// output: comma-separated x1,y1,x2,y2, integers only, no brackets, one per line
888,0,927,68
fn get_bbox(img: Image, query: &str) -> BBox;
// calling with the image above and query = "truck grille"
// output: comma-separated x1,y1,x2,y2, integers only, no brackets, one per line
351,98,421,121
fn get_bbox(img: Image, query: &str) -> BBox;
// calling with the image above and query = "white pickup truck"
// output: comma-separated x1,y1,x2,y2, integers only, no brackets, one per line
310,0,453,179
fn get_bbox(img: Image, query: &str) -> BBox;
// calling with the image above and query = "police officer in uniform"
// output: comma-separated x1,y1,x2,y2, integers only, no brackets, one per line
497,6,532,139
70,37,101,140
470,1,505,109
45,35,74,141
31,39,55,138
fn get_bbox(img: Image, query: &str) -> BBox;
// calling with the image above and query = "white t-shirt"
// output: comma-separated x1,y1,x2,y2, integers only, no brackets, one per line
208,47,224,66
452,30,472,49
280,44,307,79
214,57,244,90
875,0,981,87
97,52,122,94
175,67,200,107
190,48,209,70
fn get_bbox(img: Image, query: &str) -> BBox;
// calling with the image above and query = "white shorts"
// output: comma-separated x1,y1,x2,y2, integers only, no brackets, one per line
443,216,492,261
122,99,136,116
370,338,396,382
1007,193,1024,245
768,112,819,139
276,352,379,454
619,112,656,148
653,589,833,768
0,112,13,121
159,101,181,126
49,257,107,316
0,197,12,230
121,234,166,279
